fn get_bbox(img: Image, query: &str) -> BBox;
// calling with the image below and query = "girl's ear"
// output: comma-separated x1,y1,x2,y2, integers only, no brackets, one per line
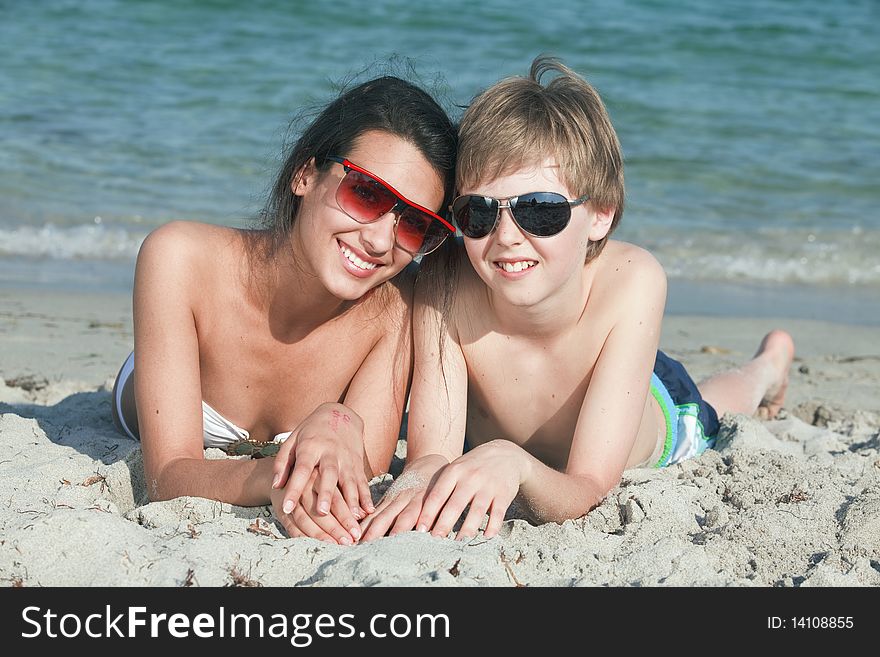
291,157,318,197
588,206,615,242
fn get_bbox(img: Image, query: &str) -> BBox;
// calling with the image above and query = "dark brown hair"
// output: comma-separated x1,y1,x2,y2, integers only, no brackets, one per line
262,75,457,254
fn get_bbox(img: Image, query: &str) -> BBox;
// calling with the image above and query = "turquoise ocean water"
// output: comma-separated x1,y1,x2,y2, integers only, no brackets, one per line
1,0,878,321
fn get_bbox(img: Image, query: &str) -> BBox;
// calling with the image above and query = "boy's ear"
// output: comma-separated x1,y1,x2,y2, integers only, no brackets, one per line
588,206,615,242
291,157,318,197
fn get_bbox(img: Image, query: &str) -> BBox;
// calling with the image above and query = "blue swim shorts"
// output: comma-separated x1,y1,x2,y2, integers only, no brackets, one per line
646,351,720,468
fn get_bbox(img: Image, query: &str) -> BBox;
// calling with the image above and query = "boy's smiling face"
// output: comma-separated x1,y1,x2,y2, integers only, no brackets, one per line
461,159,613,308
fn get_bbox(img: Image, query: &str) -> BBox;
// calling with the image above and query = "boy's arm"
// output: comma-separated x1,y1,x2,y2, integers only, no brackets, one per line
360,268,469,540
518,253,667,520
419,252,667,537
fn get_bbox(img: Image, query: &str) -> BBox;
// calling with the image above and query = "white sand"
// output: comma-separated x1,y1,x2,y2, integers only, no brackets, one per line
1,287,878,586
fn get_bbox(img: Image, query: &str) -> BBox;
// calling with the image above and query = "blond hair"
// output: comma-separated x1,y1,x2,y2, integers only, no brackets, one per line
456,56,624,260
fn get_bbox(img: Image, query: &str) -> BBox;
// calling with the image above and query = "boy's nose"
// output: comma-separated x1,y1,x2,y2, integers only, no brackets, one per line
494,207,525,246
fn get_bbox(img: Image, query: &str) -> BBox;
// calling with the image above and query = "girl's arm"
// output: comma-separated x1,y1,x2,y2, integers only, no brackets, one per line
135,223,355,544
270,268,419,538
135,222,277,505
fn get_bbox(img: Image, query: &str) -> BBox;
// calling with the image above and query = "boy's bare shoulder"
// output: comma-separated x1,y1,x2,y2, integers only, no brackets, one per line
591,240,667,306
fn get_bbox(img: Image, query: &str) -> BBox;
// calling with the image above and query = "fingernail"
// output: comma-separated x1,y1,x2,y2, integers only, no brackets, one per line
350,526,362,541
339,535,353,546
272,474,280,489
352,507,363,519
416,524,427,533
319,502,329,515
282,500,294,514
367,504,375,513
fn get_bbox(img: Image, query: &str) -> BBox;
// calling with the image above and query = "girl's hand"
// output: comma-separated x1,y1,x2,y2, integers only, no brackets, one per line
417,440,530,541
359,454,449,541
272,403,374,540
270,469,362,545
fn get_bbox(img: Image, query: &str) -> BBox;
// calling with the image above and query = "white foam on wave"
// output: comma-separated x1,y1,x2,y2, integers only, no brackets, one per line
661,250,880,285
0,222,146,260
635,226,880,286
1,221,879,288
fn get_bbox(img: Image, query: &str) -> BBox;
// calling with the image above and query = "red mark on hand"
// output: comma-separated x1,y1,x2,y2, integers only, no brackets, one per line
329,410,351,432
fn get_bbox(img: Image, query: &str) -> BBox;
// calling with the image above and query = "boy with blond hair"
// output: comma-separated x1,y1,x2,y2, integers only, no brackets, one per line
362,56,794,541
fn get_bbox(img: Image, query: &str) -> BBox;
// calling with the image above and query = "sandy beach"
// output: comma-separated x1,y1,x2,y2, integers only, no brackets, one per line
1,284,878,587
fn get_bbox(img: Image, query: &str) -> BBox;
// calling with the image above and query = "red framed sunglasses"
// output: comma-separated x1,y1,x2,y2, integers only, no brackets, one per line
326,156,454,256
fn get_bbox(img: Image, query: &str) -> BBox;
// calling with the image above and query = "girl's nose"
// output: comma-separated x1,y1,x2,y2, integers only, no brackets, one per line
359,211,397,255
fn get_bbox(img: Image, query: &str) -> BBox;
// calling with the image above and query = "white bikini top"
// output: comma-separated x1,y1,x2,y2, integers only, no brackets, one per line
201,400,292,449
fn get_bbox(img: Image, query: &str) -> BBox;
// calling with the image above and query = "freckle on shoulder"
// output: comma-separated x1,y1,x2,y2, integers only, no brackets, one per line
606,242,662,274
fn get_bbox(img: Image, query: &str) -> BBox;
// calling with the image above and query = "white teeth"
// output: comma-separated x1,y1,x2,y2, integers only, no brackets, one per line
340,244,378,270
498,261,537,273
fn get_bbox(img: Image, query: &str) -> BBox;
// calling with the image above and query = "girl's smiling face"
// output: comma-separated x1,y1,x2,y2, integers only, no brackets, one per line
292,130,445,301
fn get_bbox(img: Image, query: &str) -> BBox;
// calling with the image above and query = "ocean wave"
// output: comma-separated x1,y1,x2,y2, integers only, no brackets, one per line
1,221,879,287
631,225,880,286
0,222,146,260
660,251,880,286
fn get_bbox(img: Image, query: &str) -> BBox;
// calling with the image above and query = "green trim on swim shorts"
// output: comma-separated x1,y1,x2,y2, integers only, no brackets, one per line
650,382,675,468
676,402,712,445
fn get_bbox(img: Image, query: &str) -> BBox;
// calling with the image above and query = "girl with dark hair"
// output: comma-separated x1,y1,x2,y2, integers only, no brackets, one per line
111,75,457,544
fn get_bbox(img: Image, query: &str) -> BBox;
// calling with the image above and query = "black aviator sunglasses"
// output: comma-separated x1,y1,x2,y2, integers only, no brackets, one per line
450,192,590,239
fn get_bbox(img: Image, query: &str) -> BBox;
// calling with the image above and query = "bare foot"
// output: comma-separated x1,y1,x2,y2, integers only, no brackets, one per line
754,329,795,420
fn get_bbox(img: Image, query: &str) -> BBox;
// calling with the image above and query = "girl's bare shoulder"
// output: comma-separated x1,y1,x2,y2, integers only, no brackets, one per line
135,221,257,300
139,220,249,262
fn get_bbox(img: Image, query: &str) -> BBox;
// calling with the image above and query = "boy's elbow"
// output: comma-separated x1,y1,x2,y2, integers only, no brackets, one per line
364,444,395,479
569,473,614,519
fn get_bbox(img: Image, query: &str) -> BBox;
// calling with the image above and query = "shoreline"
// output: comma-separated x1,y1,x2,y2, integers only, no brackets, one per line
666,278,880,327
2,253,880,326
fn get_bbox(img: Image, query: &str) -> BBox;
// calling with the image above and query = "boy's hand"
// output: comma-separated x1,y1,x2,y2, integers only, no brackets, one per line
271,403,374,538
270,469,363,544
359,454,449,541
417,440,530,540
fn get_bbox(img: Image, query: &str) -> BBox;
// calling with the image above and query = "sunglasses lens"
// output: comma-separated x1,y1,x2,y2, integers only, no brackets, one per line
337,170,398,222
512,193,572,236
396,207,449,255
334,161,449,256
452,196,498,238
